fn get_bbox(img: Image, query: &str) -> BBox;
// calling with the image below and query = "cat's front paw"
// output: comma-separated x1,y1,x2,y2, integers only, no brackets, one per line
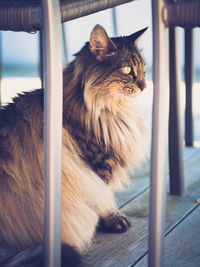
98,212,131,233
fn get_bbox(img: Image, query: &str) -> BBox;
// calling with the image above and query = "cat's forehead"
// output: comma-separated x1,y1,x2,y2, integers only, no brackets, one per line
112,36,133,50
111,37,144,67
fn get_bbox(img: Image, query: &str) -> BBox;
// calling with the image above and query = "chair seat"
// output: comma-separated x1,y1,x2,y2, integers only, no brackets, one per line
0,0,132,32
163,0,200,28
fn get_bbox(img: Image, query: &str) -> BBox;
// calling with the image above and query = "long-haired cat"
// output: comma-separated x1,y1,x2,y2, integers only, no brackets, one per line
0,25,147,266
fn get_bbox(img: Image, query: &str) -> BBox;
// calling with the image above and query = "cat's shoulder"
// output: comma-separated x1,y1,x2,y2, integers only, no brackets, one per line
0,88,44,127
13,88,44,111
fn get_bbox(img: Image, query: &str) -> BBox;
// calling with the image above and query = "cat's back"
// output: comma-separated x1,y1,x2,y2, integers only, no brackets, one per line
0,89,44,163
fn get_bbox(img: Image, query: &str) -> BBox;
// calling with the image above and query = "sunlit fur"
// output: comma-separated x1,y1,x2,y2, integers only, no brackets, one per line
0,25,148,257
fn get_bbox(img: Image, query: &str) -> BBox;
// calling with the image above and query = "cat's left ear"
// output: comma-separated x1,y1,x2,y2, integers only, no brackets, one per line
128,27,148,43
89,24,117,62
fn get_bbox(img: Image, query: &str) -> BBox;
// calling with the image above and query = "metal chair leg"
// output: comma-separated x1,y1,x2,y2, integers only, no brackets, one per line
111,7,118,36
148,0,168,266
169,27,184,195
42,0,63,266
185,28,194,147
61,23,68,66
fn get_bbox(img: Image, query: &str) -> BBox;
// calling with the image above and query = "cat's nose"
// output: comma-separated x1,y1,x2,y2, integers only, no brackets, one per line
137,80,146,91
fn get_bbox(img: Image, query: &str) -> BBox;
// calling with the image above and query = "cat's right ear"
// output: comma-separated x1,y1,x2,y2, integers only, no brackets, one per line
89,25,116,62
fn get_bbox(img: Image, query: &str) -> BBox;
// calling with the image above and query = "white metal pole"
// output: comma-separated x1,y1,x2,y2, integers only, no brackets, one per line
148,0,169,266
42,0,63,266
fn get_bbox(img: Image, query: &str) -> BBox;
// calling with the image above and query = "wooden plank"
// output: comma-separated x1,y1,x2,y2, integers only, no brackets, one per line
135,206,200,267
164,207,200,266
84,147,200,267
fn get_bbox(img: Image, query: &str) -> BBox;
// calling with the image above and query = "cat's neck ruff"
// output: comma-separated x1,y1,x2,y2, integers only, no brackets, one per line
84,82,147,173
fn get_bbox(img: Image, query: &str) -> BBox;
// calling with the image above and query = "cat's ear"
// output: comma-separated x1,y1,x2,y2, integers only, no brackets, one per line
128,27,148,43
89,25,116,62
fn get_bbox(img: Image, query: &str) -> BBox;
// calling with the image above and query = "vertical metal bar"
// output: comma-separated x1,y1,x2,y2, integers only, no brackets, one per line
111,7,118,36
185,28,193,146
169,27,184,195
42,0,63,267
148,0,168,266
39,30,44,89
62,24,68,66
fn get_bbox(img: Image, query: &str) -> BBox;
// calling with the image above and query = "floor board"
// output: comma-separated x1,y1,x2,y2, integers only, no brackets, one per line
135,206,200,267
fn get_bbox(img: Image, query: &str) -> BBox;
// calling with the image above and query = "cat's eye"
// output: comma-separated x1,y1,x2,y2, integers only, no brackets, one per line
122,66,132,74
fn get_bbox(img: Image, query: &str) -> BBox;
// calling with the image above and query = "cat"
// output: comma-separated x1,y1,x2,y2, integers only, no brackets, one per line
0,24,148,266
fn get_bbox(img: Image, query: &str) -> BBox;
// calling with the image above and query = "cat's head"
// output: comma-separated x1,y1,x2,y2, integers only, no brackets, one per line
65,24,148,120
77,25,147,112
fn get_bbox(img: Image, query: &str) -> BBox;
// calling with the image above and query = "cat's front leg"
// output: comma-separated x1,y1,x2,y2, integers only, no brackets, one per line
98,211,131,233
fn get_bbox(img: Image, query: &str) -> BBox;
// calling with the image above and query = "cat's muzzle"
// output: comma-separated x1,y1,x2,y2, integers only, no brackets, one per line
123,86,140,95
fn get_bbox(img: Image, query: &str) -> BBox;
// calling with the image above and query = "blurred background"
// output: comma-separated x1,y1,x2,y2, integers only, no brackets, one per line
0,0,199,141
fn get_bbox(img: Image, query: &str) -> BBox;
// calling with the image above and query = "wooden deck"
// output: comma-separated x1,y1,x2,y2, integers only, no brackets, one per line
84,146,200,267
